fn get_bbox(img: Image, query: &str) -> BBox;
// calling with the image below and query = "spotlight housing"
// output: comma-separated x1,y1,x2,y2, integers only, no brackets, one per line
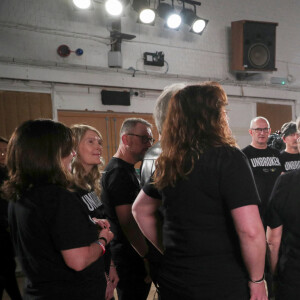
132,0,156,24
157,2,181,30
181,7,208,34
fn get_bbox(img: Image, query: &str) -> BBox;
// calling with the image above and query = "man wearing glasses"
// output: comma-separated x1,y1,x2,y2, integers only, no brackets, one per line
242,116,282,226
279,121,300,172
101,118,154,300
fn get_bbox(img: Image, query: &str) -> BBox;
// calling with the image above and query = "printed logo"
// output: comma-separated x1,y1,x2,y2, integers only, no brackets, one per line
82,191,102,211
285,161,300,171
250,157,281,168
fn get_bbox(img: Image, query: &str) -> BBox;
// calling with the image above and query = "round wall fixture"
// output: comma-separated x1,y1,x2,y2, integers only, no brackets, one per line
57,45,71,57
75,48,84,56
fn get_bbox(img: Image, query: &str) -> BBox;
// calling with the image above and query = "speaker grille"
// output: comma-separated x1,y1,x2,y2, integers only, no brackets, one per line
248,43,270,69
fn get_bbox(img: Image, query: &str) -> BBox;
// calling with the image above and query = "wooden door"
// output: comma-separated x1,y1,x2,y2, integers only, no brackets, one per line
0,91,52,139
257,103,293,132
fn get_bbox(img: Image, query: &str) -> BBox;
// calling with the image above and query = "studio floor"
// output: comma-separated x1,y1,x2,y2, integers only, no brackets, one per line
2,275,158,300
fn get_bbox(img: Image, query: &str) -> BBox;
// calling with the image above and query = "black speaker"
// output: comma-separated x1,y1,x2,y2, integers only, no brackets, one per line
231,20,278,71
101,90,130,106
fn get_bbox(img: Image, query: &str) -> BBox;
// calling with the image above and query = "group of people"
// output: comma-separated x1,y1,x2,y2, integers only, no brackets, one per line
1,81,300,300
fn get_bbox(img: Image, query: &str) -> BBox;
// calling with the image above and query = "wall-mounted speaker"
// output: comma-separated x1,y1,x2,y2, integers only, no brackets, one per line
231,20,278,72
101,90,130,106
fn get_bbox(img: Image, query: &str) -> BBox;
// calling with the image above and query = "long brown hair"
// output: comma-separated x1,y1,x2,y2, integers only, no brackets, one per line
154,82,237,190
71,124,104,197
2,119,73,201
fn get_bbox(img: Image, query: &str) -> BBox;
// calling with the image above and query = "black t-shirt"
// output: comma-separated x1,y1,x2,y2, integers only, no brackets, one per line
143,146,260,298
279,151,300,172
74,187,111,273
266,170,300,290
242,145,282,220
8,184,105,300
101,157,142,263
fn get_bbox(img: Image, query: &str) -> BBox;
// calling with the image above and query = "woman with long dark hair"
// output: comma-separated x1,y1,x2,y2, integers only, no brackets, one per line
71,124,119,300
133,82,268,300
2,119,113,300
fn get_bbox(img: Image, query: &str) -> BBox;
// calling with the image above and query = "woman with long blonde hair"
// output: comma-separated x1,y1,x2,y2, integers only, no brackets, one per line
71,124,119,300
133,82,268,300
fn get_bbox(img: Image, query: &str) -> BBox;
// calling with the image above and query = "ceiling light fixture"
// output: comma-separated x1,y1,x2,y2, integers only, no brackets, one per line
132,0,155,25
73,0,91,9
105,0,123,16
157,1,181,30
180,1,208,34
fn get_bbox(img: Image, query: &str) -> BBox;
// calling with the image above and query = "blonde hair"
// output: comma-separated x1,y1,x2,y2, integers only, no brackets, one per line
71,124,104,197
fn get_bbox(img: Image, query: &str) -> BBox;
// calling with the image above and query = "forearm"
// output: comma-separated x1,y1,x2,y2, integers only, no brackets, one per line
239,230,266,281
61,241,104,271
134,210,164,254
266,225,282,274
132,190,164,253
268,243,279,274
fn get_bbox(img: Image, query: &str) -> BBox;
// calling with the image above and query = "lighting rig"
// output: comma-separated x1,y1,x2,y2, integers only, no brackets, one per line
72,0,208,35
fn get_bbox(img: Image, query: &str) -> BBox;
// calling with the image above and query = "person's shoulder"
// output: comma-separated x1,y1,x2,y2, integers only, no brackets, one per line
267,146,281,155
207,146,246,162
241,144,252,154
280,168,300,182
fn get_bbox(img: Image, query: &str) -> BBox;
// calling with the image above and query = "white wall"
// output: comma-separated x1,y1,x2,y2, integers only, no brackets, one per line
0,0,300,147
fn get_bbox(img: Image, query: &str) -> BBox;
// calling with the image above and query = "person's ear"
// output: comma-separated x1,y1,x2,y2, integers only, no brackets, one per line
121,134,129,146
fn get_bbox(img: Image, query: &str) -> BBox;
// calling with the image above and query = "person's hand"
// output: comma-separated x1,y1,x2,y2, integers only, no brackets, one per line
105,274,115,300
99,227,114,245
249,280,268,300
109,264,119,288
93,218,110,230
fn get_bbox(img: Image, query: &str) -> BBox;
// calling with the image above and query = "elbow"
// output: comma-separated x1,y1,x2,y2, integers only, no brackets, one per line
240,225,265,242
66,260,87,272
132,201,139,221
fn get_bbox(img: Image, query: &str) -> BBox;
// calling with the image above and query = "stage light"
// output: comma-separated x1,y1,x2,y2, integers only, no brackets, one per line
181,7,208,34
132,0,155,24
157,2,181,29
105,0,123,16
73,0,91,9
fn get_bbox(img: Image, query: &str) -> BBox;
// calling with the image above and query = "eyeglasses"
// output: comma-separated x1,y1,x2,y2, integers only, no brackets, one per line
251,128,270,133
127,133,155,145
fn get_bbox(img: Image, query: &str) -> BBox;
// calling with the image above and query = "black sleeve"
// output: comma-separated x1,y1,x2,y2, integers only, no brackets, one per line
143,178,162,200
220,148,260,210
266,175,286,229
105,168,139,207
51,190,98,251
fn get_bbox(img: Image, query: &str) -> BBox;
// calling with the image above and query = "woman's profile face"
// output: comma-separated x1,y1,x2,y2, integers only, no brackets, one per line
78,130,103,172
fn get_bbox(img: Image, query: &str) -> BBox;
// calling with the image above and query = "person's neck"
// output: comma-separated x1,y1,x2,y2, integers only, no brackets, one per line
114,146,137,165
251,142,267,150
285,147,299,154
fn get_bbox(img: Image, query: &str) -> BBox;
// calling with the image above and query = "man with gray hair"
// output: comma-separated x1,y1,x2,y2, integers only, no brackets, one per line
242,116,282,225
140,83,186,186
101,118,154,300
